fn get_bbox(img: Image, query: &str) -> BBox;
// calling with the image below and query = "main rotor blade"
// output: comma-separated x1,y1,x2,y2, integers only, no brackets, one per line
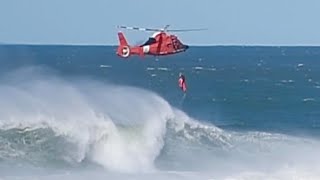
167,28,208,32
117,25,160,32
117,25,208,32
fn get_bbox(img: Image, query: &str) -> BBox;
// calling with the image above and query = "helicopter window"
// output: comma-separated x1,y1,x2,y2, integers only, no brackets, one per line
140,37,156,46
171,37,180,49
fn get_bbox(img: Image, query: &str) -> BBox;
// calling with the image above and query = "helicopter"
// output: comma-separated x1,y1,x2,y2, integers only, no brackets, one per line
116,25,206,58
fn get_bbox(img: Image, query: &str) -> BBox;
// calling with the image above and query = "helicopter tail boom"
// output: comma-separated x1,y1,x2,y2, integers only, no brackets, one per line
117,32,145,58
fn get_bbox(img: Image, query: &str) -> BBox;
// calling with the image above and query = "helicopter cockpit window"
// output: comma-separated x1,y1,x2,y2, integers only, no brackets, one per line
140,37,156,47
171,36,180,49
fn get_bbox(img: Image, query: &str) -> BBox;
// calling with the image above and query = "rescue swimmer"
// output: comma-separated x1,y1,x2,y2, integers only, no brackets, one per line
178,72,187,93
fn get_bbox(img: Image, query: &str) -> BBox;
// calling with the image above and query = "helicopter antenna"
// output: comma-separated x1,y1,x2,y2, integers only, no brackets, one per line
117,25,207,33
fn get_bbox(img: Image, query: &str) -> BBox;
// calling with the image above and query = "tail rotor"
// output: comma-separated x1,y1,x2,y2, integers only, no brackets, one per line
117,32,131,58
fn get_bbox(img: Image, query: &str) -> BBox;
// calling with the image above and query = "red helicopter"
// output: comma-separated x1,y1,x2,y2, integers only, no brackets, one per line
116,25,206,58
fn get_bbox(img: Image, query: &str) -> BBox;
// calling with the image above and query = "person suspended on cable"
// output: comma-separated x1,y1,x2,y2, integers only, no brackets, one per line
178,72,187,93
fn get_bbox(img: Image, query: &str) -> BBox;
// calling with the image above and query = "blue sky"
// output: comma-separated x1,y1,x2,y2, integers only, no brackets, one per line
0,0,319,45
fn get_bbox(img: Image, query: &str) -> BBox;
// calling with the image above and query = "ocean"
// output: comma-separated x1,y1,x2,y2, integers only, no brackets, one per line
0,45,319,180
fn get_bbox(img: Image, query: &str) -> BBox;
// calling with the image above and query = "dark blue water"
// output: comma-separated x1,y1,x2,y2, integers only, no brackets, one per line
1,45,319,136
1,45,320,180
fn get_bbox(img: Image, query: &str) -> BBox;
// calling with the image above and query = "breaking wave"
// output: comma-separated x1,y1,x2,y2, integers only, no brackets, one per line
0,66,174,173
0,67,320,179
